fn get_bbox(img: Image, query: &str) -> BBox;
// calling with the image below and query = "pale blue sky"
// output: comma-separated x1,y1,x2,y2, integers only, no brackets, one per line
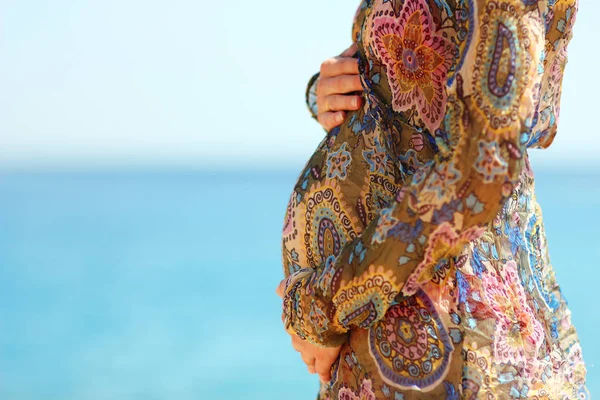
0,0,598,169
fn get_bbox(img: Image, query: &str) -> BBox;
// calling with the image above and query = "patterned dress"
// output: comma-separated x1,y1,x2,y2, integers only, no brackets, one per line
281,0,588,398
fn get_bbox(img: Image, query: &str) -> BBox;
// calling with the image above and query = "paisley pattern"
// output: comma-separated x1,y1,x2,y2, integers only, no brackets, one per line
471,1,536,135
282,191,303,275
334,266,401,329
284,0,587,398
302,181,359,268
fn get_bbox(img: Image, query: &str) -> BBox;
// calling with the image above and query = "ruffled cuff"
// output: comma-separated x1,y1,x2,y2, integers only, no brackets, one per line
282,267,349,347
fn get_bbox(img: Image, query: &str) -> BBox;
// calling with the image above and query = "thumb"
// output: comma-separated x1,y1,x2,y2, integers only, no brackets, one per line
340,43,358,57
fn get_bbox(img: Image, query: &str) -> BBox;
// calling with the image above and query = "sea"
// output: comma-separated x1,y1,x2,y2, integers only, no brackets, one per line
0,167,597,399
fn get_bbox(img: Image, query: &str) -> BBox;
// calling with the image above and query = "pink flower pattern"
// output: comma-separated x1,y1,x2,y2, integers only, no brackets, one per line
368,0,452,132
479,261,544,367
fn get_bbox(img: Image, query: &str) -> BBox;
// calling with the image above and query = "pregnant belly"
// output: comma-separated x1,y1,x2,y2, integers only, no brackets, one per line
281,116,400,278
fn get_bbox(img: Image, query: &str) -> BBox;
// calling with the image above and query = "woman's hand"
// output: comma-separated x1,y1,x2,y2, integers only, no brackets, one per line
277,279,342,383
316,43,364,131
290,334,341,383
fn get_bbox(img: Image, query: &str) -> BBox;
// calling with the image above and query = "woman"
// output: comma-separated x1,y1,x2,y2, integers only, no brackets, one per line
277,0,588,398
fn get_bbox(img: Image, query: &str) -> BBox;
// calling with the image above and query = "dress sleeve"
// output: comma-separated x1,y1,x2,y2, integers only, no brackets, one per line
283,1,547,347
305,71,320,121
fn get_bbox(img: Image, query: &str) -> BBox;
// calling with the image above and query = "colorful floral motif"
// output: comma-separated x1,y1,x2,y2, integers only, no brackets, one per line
372,205,400,244
368,290,453,389
420,160,463,203
367,0,453,132
282,0,587,398
327,143,353,180
403,223,486,295
363,136,389,174
474,140,509,182
471,260,544,366
338,378,377,400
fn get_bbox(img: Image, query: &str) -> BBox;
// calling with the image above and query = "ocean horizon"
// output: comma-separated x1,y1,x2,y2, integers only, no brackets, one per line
0,166,597,399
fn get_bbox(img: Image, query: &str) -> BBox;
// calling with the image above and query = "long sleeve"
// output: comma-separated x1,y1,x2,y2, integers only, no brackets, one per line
305,71,320,121
283,1,547,347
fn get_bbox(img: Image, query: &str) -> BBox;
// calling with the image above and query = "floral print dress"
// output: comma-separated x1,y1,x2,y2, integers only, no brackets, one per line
281,0,588,398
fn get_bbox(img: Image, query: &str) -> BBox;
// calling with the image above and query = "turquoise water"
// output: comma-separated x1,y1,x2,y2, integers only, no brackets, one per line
0,168,597,399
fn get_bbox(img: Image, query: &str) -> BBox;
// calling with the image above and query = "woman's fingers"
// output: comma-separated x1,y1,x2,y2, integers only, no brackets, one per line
292,335,317,375
315,346,342,383
314,358,332,383
317,111,346,132
316,92,363,131
320,56,359,78
318,372,331,384
290,333,341,381
313,44,363,131
319,94,362,113
317,74,363,96
301,352,317,374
